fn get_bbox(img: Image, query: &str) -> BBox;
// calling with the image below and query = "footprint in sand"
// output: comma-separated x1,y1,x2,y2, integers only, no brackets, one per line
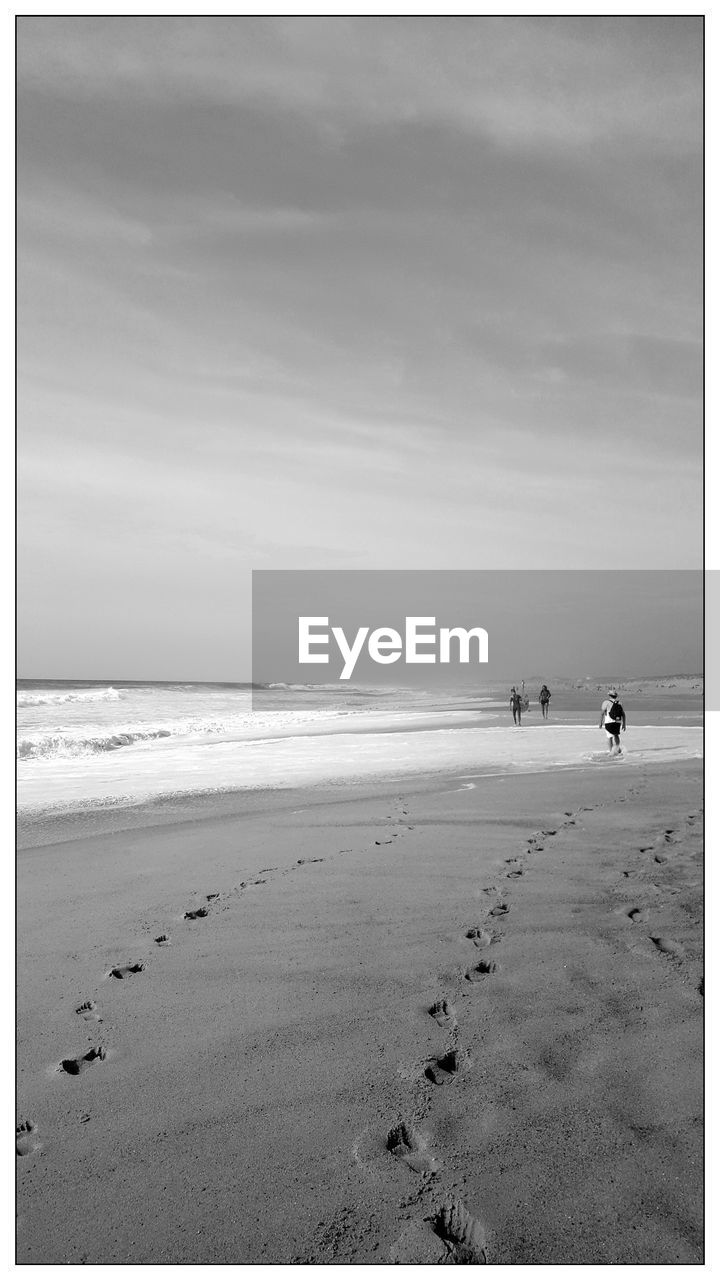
650,936,685,959
206,893,220,901
425,1048,466,1086
627,908,649,924
506,868,524,879
489,903,510,917
386,1121,441,1174
297,858,324,865
639,846,653,853
466,927,493,948
60,1046,106,1076
466,959,500,981
654,852,669,864
184,907,208,920
16,1120,41,1158
109,962,144,980
433,1198,488,1264
428,998,455,1027
375,839,394,846
76,1000,102,1021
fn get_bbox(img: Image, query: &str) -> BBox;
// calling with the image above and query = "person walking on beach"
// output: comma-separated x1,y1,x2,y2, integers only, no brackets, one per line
539,684,551,719
510,686,523,726
599,688,626,754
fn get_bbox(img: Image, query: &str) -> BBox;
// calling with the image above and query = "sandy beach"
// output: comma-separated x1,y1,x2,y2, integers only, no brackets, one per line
17,751,703,1265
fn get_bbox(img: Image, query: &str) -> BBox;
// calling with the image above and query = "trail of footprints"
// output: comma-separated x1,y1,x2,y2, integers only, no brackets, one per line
17,794,415,1168
624,808,703,973
380,803,585,1263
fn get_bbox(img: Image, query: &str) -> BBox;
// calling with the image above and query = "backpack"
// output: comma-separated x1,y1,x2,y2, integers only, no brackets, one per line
609,699,623,721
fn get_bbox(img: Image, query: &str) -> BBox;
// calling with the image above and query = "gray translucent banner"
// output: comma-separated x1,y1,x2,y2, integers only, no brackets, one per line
252,570,703,699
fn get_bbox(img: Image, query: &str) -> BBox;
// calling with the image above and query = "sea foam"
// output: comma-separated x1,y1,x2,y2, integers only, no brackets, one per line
17,686,123,707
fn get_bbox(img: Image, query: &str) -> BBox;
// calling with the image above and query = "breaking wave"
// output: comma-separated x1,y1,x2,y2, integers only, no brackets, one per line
18,728,172,760
17,686,123,708
16,706,349,761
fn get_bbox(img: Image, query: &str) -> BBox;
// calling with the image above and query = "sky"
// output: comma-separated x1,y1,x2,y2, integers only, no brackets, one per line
17,17,703,679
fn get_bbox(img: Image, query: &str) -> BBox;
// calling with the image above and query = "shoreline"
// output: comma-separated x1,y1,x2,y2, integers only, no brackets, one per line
18,721,702,839
17,757,703,1263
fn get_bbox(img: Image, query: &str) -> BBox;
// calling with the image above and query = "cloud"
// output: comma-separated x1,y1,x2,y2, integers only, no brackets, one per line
18,16,701,150
16,18,702,674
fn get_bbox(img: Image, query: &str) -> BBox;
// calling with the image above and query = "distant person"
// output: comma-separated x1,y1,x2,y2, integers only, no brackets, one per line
510,686,523,726
599,688,626,754
539,684,551,719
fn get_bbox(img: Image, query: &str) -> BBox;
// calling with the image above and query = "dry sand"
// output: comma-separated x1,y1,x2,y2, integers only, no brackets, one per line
17,759,703,1264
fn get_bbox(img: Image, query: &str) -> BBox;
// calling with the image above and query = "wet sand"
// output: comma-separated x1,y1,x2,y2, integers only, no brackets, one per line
17,758,703,1264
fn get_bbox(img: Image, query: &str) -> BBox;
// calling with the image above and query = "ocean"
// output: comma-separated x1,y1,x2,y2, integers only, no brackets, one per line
17,679,393,760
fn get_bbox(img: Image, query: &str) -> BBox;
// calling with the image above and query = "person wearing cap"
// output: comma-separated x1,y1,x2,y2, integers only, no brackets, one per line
599,687,626,754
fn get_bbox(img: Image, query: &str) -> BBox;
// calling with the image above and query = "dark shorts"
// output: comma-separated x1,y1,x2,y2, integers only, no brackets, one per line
605,722,621,737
